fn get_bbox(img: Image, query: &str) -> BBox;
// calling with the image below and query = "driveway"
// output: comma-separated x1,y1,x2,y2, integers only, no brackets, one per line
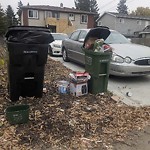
50,56,150,106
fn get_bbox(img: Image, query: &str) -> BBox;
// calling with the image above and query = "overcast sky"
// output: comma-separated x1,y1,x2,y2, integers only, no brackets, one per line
0,0,150,15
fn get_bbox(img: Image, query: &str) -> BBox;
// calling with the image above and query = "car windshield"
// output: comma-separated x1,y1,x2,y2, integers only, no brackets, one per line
52,34,68,40
105,31,131,44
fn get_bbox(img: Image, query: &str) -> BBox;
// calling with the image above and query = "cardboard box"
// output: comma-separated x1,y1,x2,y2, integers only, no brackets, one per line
69,72,90,83
69,82,88,96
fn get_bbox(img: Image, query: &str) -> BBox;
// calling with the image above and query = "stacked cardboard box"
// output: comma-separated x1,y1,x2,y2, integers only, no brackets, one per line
69,72,90,96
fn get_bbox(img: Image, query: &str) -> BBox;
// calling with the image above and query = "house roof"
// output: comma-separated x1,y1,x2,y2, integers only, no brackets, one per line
97,12,150,22
21,5,96,15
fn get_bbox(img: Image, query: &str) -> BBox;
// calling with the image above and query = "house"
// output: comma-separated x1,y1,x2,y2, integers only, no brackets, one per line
21,4,96,34
96,12,150,37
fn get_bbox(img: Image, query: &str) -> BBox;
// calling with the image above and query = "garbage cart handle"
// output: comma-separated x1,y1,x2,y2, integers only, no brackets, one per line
99,74,107,76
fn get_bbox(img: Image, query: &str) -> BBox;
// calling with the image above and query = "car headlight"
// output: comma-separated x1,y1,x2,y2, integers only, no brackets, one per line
124,56,132,63
111,54,124,63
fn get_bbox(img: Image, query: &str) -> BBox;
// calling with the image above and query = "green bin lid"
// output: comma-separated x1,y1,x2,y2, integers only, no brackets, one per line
83,27,110,48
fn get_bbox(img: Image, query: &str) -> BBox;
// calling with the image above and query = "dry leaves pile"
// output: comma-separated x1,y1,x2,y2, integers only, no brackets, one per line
0,54,150,149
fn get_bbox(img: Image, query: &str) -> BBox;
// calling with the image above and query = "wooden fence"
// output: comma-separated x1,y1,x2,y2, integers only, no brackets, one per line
131,38,150,47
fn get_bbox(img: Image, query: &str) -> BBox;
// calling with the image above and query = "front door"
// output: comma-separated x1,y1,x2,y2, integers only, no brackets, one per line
49,25,56,33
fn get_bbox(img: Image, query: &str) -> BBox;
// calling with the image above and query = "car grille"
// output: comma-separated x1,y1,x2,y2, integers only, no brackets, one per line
134,59,150,65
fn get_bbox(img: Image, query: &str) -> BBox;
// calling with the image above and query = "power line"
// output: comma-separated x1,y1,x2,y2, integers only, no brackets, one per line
127,0,137,5
99,0,118,10
99,0,140,13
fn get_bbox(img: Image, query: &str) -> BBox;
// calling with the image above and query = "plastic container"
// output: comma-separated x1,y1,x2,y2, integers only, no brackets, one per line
5,26,54,101
82,27,112,94
57,80,69,94
5,104,30,125
88,75,108,94
84,50,112,94
84,50,112,77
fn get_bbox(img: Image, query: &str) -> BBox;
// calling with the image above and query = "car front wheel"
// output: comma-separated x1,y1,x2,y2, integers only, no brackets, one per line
62,48,69,62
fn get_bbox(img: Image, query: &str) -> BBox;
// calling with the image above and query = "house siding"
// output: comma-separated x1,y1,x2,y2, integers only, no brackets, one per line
97,12,150,36
22,9,28,26
74,14,87,29
115,18,148,36
97,14,116,30
21,6,94,33
28,10,45,26
59,13,87,29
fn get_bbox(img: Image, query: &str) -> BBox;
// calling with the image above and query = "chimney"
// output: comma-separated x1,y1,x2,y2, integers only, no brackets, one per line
60,3,63,8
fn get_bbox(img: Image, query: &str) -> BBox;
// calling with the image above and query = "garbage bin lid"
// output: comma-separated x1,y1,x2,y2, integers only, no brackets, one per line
5,26,50,36
5,26,54,44
83,27,110,48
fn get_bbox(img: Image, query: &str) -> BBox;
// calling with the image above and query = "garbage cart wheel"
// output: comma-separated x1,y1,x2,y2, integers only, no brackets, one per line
7,83,9,93
62,48,69,62
9,87,20,102
48,45,53,56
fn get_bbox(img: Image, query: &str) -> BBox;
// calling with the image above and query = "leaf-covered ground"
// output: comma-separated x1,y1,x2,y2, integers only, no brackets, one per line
0,41,150,149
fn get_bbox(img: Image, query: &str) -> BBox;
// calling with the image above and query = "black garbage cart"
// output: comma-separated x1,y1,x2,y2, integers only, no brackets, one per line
83,27,112,94
5,26,54,101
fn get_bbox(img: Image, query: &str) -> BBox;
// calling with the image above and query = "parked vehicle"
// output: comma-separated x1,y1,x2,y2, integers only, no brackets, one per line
49,33,68,56
62,28,150,76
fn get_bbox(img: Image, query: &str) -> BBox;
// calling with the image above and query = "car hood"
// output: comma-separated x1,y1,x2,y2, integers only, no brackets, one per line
110,43,150,59
50,40,62,45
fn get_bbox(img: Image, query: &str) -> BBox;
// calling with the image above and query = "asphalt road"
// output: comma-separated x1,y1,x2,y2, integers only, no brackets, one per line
50,56,150,106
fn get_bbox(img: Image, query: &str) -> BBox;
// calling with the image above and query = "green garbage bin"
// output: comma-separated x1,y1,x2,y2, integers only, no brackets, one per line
82,27,112,94
84,50,112,94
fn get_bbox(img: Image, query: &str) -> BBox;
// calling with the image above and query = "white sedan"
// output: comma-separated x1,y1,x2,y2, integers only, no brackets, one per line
48,33,68,56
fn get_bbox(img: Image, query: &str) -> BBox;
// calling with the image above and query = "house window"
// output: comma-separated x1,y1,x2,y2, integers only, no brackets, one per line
81,14,88,23
137,20,141,25
28,10,38,19
69,13,75,21
45,11,52,18
52,12,60,19
145,21,150,27
97,21,102,26
119,18,124,24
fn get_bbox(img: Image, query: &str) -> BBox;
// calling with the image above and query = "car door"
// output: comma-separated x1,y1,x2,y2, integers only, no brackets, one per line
67,30,81,61
77,30,88,64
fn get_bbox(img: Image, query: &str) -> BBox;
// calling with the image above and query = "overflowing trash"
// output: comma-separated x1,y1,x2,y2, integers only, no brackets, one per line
83,27,112,53
84,37,112,53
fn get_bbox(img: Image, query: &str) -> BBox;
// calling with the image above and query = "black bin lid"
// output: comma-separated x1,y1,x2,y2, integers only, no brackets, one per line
5,26,54,44
83,27,110,47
